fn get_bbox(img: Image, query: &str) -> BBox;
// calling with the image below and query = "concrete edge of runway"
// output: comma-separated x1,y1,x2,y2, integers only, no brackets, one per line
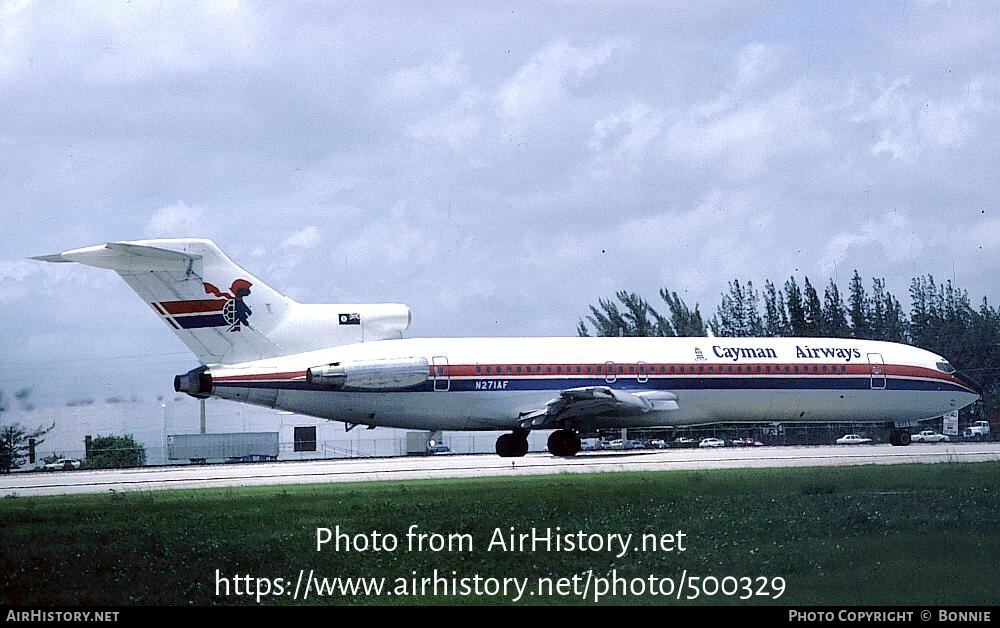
2,442,999,497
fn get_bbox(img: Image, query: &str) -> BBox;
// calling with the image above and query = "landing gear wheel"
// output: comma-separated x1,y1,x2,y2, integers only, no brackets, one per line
889,428,911,446
546,430,582,457
496,433,529,457
496,434,514,457
514,436,529,457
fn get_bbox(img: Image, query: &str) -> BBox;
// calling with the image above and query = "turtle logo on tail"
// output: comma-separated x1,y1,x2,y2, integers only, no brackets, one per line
203,279,253,332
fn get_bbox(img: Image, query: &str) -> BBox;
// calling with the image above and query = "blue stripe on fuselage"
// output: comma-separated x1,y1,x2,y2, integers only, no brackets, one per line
210,376,970,394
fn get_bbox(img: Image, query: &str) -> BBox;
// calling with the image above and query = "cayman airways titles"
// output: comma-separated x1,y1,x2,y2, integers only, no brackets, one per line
711,345,864,362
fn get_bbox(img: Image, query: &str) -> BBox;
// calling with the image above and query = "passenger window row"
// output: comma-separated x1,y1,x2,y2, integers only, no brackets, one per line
470,364,853,375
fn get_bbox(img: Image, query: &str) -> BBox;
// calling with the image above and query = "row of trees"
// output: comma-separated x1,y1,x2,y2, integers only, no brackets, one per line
578,272,1000,410
577,288,708,338
704,272,909,341
83,435,147,469
0,424,53,474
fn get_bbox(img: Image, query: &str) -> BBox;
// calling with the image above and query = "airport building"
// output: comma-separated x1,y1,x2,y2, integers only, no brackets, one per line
1,397,551,467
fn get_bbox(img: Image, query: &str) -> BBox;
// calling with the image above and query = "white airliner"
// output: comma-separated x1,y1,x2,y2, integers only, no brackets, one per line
35,239,981,457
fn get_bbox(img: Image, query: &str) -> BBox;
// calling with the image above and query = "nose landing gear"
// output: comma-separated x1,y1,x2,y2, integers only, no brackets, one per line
888,428,911,446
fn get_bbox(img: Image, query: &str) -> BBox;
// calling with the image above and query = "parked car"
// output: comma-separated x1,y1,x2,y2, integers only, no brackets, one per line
962,421,991,440
835,434,872,445
698,438,725,448
580,438,600,451
911,430,949,443
427,442,451,454
43,458,81,471
731,437,764,447
605,438,644,450
650,439,668,449
673,437,697,447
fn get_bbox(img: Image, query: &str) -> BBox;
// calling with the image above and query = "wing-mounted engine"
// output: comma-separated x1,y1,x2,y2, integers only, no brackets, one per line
306,356,429,391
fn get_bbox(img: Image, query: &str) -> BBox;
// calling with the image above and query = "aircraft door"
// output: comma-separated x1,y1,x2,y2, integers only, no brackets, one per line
867,353,886,390
637,361,648,384
432,356,450,392
604,361,616,384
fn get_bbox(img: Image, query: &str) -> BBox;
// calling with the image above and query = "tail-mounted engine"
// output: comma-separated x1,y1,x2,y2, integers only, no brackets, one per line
174,367,213,399
306,357,429,391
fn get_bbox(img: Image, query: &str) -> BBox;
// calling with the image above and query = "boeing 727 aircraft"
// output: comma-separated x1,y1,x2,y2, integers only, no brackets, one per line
35,239,981,457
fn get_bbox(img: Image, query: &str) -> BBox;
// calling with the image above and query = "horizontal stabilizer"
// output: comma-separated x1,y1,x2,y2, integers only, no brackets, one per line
33,242,197,272
33,238,413,365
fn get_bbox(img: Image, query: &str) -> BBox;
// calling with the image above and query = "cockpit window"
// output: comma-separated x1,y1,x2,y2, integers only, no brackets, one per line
936,361,956,374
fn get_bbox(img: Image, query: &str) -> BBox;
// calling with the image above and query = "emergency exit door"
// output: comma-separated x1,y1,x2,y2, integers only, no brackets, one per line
867,353,886,390
432,356,450,391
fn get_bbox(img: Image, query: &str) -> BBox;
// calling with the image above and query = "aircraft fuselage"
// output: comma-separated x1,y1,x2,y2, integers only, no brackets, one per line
204,336,979,433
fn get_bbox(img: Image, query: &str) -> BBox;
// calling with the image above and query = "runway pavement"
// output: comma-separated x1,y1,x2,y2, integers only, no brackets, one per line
3,442,999,497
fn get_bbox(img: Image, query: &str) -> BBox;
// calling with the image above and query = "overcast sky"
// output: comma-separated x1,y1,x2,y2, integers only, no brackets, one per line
1,1,998,406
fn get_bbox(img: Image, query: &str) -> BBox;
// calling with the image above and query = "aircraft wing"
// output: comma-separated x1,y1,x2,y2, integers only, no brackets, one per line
518,386,678,430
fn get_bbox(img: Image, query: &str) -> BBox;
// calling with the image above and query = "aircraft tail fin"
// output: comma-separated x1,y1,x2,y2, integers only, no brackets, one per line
33,239,411,365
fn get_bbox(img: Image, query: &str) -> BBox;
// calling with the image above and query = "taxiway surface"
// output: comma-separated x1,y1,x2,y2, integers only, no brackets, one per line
3,443,998,497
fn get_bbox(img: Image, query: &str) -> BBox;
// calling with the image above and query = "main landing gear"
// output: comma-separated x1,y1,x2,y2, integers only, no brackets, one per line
547,429,581,457
495,430,529,457
494,428,583,457
888,428,912,446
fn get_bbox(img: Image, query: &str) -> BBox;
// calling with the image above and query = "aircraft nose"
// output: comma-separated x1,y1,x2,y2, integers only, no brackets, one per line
955,371,982,396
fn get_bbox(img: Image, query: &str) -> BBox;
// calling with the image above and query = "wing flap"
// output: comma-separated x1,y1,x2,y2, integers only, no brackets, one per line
519,386,678,429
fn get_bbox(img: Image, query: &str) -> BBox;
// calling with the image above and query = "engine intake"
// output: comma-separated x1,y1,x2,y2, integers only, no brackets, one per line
174,367,213,399
306,357,429,391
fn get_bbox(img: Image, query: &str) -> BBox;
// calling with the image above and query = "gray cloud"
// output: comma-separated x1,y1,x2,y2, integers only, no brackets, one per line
1,1,997,405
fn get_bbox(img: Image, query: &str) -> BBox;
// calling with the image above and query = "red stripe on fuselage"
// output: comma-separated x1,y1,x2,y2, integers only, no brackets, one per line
157,299,228,315
209,362,967,391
